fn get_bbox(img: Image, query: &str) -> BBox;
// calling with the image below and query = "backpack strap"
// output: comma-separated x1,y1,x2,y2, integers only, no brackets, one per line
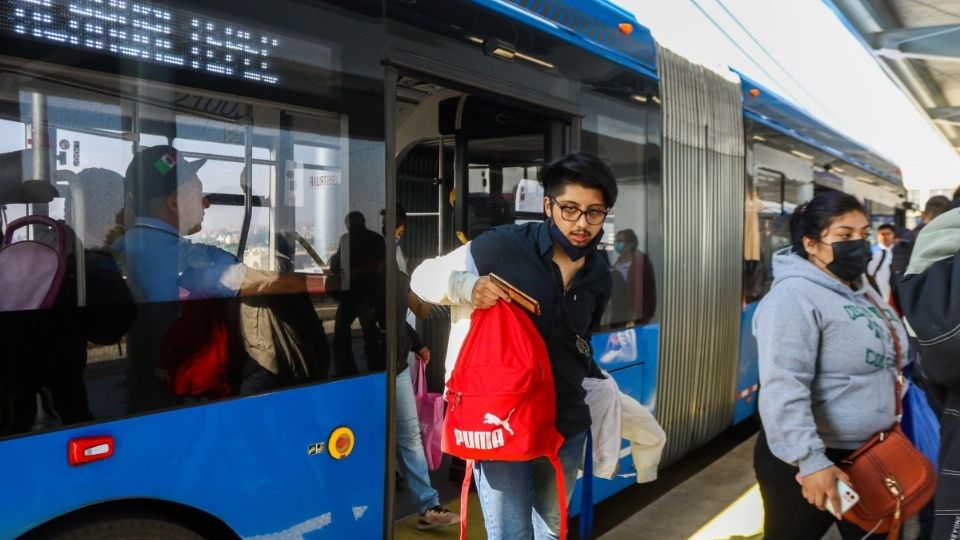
549,453,569,540
459,459,473,540
579,431,594,540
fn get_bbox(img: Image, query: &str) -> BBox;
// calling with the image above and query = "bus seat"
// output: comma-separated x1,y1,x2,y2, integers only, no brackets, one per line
0,215,67,311
0,150,65,312
0,149,58,205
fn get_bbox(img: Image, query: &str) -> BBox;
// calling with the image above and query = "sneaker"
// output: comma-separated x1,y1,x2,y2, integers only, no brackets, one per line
416,505,460,530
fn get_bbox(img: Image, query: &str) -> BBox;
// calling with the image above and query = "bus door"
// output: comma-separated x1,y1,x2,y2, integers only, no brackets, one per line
395,77,572,362
391,74,573,519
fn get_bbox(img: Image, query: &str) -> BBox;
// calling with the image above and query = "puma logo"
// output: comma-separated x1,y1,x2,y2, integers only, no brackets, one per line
482,409,515,436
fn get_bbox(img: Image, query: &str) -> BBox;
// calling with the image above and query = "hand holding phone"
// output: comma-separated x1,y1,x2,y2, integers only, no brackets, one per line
825,479,859,517
488,273,541,315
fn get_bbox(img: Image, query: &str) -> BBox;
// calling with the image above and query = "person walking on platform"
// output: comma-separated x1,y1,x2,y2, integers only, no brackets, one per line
753,191,906,540
411,152,617,540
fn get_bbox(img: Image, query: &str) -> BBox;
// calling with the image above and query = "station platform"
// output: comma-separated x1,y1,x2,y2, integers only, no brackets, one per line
393,431,921,540
599,434,762,540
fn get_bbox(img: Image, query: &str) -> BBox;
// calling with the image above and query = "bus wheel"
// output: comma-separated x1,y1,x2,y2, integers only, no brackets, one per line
32,515,206,540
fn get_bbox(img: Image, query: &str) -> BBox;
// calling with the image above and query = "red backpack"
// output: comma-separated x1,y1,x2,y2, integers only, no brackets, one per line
443,300,568,540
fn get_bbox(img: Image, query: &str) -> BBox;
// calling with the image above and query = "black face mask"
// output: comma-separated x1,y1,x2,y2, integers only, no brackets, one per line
547,218,602,261
821,239,872,282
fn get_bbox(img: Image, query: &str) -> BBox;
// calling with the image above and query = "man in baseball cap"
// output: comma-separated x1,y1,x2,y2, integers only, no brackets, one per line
124,145,208,235
116,144,330,304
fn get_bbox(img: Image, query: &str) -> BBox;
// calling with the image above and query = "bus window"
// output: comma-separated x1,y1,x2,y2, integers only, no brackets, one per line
0,63,385,437
581,89,663,331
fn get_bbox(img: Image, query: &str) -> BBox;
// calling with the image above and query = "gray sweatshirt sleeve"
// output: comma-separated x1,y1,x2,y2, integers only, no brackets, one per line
755,284,835,476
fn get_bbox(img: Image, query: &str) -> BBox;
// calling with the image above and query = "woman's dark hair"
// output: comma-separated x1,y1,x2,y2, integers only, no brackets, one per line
789,191,867,257
539,151,618,208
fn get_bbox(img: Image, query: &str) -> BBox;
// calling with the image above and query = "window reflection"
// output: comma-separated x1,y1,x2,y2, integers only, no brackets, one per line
0,61,383,438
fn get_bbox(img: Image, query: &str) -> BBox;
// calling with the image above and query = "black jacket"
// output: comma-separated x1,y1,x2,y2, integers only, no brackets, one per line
898,209,960,536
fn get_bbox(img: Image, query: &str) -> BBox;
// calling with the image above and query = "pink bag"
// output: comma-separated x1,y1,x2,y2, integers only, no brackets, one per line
411,356,444,471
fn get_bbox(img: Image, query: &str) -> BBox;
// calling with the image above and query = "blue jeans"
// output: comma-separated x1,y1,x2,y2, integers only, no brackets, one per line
474,429,587,540
396,358,440,514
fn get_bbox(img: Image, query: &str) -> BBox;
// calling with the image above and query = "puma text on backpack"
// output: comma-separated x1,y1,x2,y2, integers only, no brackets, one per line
443,300,568,539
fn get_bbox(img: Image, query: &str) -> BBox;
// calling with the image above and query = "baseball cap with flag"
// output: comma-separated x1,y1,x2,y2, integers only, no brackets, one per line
124,145,207,206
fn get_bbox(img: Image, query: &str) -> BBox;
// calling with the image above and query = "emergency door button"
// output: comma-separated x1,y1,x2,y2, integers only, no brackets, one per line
68,436,115,466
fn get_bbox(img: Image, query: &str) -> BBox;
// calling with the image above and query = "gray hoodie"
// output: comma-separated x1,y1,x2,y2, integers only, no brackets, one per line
754,249,906,476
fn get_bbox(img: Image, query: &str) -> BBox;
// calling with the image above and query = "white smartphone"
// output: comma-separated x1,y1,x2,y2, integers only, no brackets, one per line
825,479,860,516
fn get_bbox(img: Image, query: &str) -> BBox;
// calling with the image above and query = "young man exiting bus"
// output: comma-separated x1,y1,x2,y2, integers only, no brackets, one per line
410,152,617,539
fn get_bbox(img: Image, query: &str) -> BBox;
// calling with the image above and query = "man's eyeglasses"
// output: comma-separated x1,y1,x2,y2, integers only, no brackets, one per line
550,198,608,225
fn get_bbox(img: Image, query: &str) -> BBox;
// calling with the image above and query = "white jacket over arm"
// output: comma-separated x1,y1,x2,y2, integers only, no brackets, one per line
410,243,479,383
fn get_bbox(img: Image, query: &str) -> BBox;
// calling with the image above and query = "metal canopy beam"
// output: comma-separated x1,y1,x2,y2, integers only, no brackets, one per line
870,24,960,62
928,106,960,120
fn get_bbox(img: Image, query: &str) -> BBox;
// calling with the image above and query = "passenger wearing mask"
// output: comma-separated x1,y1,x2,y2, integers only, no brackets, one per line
412,152,616,540
609,228,656,325
381,205,459,530
753,191,906,540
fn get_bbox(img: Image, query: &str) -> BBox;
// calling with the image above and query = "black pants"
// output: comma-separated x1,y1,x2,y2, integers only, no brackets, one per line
754,431,888,540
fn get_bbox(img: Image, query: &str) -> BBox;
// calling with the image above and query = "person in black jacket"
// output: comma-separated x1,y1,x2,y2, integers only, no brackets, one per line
899,207,960,539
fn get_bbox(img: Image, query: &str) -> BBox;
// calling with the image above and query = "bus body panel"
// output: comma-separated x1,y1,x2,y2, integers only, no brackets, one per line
734,303,761,425
0,375,386,539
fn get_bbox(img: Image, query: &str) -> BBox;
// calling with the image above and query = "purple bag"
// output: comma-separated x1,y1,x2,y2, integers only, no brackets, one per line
411,356,444,471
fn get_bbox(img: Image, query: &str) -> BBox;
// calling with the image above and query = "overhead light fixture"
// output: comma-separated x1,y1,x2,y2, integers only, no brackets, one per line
790,149,814,160
652,96,661,104
631,94,648,103
467,36,484,45
752,135,766,142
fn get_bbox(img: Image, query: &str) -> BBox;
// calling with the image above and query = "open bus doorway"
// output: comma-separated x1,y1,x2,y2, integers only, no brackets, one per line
391,73,574,534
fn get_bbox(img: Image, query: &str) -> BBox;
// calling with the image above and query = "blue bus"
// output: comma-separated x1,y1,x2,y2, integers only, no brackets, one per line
0,0,904,538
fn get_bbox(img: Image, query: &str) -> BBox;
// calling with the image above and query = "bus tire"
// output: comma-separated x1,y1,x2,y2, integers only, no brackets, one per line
31,514,206,540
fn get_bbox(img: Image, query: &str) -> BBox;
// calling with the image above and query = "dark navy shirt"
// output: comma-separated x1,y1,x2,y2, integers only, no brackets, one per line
470,221,611,437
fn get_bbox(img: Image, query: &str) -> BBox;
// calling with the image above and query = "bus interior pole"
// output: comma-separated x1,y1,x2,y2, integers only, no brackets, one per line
384,66,399,540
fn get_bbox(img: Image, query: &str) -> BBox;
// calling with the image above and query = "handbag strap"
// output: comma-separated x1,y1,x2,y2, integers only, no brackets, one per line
865,295,904,420
413,355,427,396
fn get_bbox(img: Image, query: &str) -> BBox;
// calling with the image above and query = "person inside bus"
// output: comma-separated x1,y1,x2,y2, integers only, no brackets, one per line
608,228,656,326
410,152,616,540
866,223,894,303
329,211,388,376
113,145,330,406
753,191,905,540
379,205,460,530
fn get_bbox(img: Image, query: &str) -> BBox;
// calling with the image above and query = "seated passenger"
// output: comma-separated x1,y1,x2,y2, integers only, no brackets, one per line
113,146,330,408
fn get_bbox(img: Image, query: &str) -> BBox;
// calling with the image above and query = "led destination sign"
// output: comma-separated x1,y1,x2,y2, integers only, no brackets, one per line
2,1,335,93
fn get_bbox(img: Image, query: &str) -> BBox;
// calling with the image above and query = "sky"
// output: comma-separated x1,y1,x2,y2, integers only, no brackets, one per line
620,0,960,192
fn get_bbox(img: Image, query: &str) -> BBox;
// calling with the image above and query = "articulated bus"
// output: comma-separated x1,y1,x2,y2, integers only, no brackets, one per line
0,0,904,538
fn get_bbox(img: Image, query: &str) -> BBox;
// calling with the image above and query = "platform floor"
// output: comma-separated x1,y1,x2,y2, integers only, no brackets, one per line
598,434,920,540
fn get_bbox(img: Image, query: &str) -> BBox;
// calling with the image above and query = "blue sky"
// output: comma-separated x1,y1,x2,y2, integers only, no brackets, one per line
621,0,960,191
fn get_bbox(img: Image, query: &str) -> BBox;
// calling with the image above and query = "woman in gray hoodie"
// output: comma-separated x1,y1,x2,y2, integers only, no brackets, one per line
753,191,906,539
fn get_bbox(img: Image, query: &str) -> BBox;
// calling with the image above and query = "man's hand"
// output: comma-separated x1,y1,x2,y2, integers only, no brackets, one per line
471,276,510,309
417,347,431,364
800,465,850,519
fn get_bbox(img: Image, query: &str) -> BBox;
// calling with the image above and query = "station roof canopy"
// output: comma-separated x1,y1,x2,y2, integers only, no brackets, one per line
827,0,960,153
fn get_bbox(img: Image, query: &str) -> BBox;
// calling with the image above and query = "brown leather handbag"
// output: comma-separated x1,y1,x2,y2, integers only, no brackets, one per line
838,298,936,540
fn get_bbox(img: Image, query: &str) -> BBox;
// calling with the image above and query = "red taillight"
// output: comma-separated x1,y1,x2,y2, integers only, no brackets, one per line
68,436,114,466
